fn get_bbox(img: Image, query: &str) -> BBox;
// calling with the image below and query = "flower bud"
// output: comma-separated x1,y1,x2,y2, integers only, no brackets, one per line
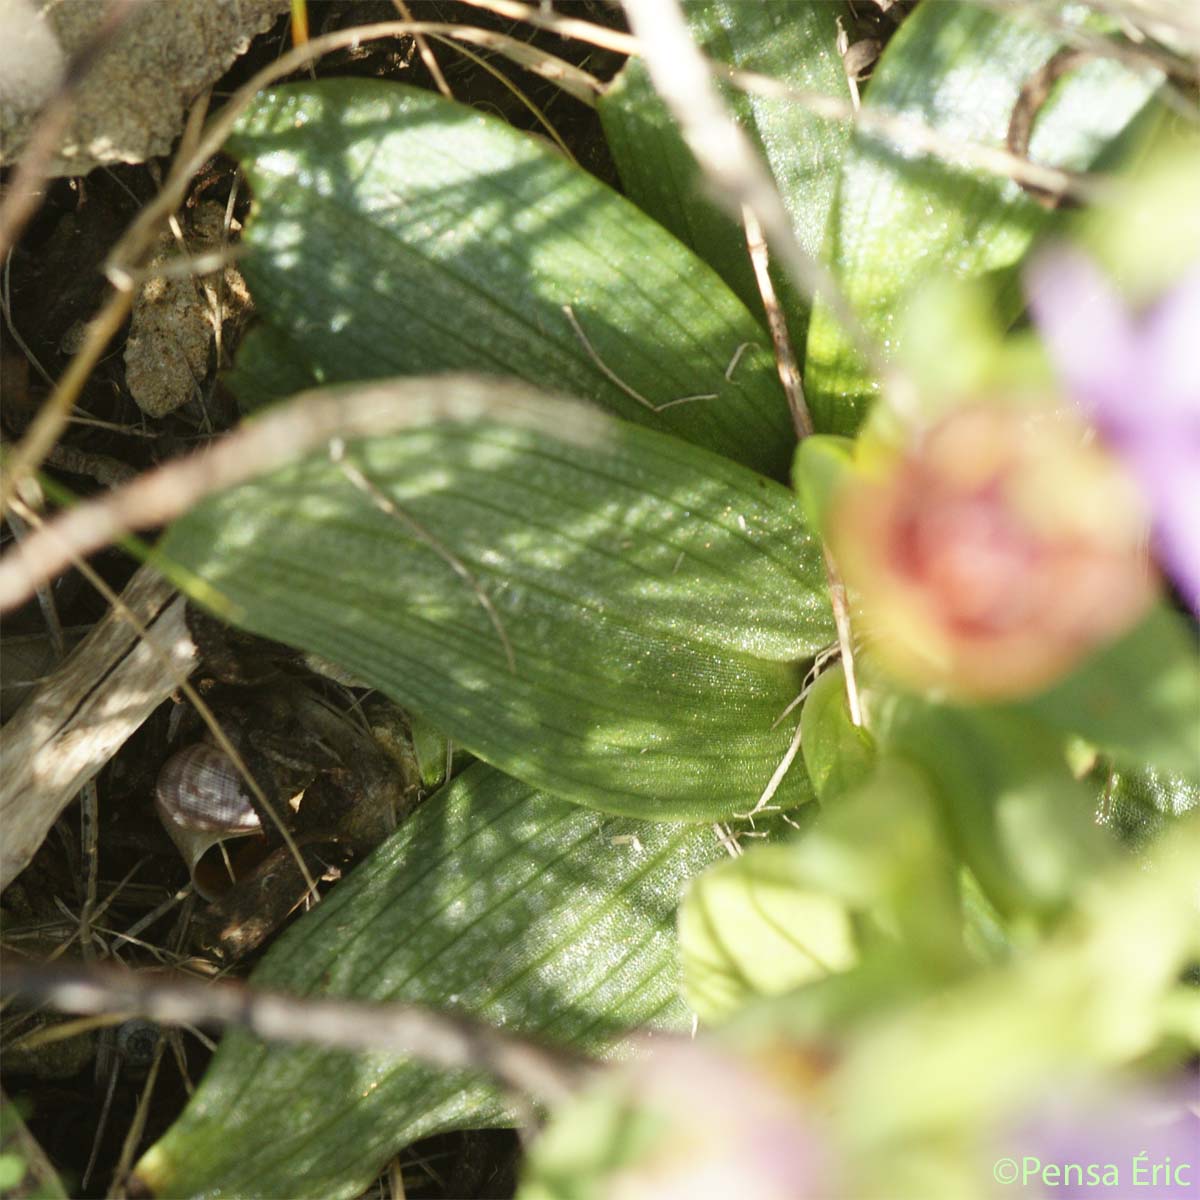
831,403,1155,700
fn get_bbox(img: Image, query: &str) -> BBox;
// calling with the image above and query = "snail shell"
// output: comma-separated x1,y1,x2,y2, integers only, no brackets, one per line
155,744,263,899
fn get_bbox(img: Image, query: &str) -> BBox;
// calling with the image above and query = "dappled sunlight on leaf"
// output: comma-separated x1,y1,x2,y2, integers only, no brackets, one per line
161,380,833,820
228,79,798,476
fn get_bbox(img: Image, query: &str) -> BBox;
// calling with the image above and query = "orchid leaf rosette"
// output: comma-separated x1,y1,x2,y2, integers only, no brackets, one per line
109,5,1200,1198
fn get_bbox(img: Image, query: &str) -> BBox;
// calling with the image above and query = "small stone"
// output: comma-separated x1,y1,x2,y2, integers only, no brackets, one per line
123,201,250,418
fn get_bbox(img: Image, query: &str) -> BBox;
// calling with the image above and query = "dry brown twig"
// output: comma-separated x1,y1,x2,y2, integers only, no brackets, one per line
980,0,1200,90
740,207,863,733
0,959,594,1106
458,0,639,57
721,64,1119,205
391,0,453,101
0,87,212,519
462,0,1122,201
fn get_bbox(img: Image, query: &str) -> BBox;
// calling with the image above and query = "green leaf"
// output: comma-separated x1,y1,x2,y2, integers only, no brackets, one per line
872,697,1116,920
159,376,833,821
1014,604,1200,779
599,0,851,337
805,3,1163,435
791,432,854,539
679,845,858,1024
136,764,729,1200
223,323,318,412
227,77,797,477
826,817,1200,1163
0,1092,67,1200
799,661,875,803
1098,764,1200,852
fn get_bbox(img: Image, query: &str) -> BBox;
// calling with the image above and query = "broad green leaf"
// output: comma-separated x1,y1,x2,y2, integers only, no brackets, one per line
159,375,833,821
1014,604,1199,778
679,845,858,1024
136,764,730,1200
805,3,1163,435
599,1,851,338
227,78,797,477
223,322,317,411
799,661,875,803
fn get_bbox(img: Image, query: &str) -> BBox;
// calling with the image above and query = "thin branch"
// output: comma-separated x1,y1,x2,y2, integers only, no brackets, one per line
978,0,1200,90
835,17,863,113
392,0,454,101
458,0,639,57
0,960,593,1106
330,440,517,673
0,374,609,613
463,0,1147,201
3,250,54,387
741,206,811,439
562,304,714,412
1007,47,1097,207
0,86,212,520
428,32,576,160
722,64,1116,205
117,245,245,286
745,718,805,819
739,207,863,729
621,0,887,385
823,547,863,727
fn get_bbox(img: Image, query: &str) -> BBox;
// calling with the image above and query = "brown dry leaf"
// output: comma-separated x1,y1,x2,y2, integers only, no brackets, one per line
0,0,290,176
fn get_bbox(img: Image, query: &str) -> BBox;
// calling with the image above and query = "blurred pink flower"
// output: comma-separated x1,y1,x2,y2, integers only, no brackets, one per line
1026,251,1200,616
606,1040,831,1200
830,403,1153,700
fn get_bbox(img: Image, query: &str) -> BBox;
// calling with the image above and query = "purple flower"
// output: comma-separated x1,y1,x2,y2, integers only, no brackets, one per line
992,1074,1200,1200
1026,250,1200,616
